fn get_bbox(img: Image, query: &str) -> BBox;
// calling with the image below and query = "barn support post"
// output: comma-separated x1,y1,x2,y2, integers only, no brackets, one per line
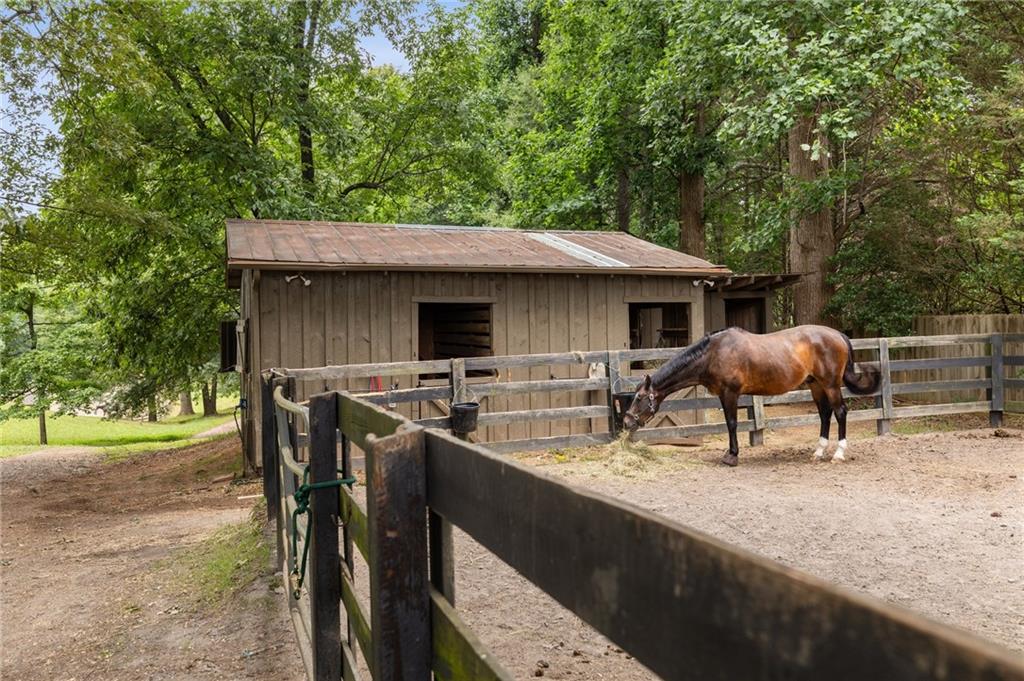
260,372,279,521
876,339,893,435
366,426,431,681
308,392,342,681
605,351,621,436
747,395,766,446
989,334,1004,427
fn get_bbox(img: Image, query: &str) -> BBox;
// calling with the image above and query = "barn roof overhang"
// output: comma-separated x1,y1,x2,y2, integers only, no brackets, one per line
225,220,733,285
707,273,802,292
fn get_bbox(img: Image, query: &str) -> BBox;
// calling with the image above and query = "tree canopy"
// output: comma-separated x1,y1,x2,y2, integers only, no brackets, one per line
3,0,1022,436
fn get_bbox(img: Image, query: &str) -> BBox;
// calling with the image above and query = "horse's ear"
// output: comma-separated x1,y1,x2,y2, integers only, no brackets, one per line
643,374,651,389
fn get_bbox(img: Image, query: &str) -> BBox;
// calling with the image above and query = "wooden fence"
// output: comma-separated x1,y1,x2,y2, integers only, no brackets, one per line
272,332,1023,455
908,316,1024,405
260,373,1024,681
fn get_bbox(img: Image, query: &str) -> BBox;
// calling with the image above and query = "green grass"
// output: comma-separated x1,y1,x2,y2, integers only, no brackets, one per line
172,503,271,605
0,405,235,459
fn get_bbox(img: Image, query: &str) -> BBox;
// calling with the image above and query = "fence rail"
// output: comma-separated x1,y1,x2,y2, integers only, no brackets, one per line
272,332,1022,454
261,374,1024,681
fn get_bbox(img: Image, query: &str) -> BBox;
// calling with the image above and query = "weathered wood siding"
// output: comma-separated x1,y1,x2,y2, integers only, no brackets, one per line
244,270,705,465
906,314,1024,405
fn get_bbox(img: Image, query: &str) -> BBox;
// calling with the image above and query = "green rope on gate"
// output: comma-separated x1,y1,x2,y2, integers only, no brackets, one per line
290,467,356,600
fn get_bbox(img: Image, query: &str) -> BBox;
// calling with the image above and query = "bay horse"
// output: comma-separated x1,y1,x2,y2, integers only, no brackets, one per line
622,325,880,466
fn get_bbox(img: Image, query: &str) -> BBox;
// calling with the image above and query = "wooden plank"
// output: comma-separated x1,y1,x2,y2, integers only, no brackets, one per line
606,351,621,435
424,429,1024,681
465,350,607,371
891,401,992,418
889,356,990,371
340,566,374,676
748,395,765,446
478,405,610,426
261,374,280,521
891,379,991,395
338,392,410,450
472,378,608,396
359,385,452,406
451,358,469,405
1005,378,1024,390
884,333,998,348
485,432,614,454
548,277,571,438
877,339,893,435
288,359,453,380
308,393,342,681
1005,356,1024,366
634,420,755,441
529,275,551,439
430,588,513,681
990,335,1004,427
340,485,369,560
366,428,431,681
339,428,357,679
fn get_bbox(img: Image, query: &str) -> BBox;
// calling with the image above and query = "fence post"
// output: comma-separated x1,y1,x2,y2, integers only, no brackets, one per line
367,426,431,681
338,401,357,677
876,339,893,435
605,351,621,436
747,395,765,446
451,358,468,405
989,334,1004,428
309,392,342,681
260,373,279,521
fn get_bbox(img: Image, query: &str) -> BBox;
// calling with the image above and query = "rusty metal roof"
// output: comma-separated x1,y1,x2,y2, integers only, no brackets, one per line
225,220,731,277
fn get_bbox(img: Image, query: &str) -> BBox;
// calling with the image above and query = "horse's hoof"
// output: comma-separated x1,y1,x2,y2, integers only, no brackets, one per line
721,453,738,467
832,451,846,462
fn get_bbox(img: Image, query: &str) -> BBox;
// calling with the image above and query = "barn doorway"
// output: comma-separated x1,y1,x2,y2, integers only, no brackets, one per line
628,302,690,370
724,297,766,333
417,302,493,377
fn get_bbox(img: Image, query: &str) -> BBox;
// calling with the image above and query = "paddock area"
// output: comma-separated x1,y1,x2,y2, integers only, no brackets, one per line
449,417,1023,679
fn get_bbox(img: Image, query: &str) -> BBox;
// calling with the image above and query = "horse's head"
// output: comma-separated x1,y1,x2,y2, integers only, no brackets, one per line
622,374,661,432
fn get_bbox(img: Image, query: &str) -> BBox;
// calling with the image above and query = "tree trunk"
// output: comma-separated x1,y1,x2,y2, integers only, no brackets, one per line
293,0,320,196
677,103,706,258
39,410,47,446
615,166,631,233
677,170,705,258
147,394,158,422
787,114,835,326
179,390,195,416
201,375,218,417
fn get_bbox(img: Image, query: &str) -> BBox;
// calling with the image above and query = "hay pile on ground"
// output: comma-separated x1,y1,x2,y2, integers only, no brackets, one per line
605,431,656,476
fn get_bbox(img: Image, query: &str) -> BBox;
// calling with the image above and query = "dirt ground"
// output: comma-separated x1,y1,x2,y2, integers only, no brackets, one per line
2,417,1021,681
449,414,1024,680
0,438,303,681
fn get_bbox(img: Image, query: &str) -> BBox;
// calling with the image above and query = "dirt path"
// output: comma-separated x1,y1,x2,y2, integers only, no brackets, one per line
449,423,1024,680
0,439,303,681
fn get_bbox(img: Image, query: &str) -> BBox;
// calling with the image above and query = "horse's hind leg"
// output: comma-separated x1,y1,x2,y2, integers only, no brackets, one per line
827,387,849,461
719,390,740,467
811,383,831,460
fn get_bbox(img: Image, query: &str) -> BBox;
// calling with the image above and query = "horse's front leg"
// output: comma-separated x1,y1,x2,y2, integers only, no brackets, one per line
719,390,740,467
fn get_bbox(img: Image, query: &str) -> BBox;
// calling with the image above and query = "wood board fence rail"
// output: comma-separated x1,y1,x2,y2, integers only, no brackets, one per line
270,332,1023,454
260,376,1024,681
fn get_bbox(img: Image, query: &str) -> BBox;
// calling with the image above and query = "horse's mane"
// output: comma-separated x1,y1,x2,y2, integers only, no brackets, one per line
651,328,731,387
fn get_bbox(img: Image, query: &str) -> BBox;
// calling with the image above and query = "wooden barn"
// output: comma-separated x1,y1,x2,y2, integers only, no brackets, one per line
225,220,796,467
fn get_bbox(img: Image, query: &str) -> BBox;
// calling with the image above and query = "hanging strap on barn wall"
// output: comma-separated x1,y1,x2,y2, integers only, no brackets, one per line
289,466,356,600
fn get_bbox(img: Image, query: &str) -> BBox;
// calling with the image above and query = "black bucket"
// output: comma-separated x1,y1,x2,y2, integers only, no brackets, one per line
450,401,480,434
612,392,636,430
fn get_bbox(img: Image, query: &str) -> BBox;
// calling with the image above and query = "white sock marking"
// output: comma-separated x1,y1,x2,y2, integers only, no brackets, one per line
813,436,829,460
833,438,848,462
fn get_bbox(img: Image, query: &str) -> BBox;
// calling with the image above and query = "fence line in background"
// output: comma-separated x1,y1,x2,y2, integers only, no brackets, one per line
273,333,1023,454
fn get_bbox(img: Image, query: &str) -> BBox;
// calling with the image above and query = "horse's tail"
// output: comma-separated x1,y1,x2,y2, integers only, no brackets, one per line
841,333,881,395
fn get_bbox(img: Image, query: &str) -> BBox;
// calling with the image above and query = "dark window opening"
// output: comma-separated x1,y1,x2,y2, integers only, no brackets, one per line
418,303,493,378
628,303,689,370
725,298,766,333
